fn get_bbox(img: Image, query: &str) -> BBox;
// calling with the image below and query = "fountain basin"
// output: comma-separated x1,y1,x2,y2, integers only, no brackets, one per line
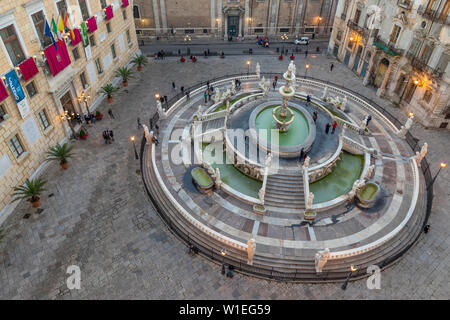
356,182,380,208
248,101,316,158
191,167,214,195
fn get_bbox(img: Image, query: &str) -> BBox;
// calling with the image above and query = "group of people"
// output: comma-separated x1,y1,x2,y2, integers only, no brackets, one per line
102,129,115,144
234,78,242,90
154,50,166,60
256,36,269,47
203,81,215,103
325,121,338,134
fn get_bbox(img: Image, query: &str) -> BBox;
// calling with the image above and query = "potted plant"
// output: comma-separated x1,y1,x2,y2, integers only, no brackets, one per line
132,54,148,71
116,66,133,87
46,143,74,170
290,54,295,60
278,54,283,60
95,110,103,120
12,178,47,208
100,83,119,103
192,56,197,62
79,129,88,140
180,56,186,62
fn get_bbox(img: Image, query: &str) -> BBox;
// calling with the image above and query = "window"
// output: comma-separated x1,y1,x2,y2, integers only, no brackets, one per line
122,9,127,20
31,10,52,48
336,30,342,41
95,58,103,74
426,0,437,11
0,105,7,123
280,28,290,33
26,82,37,98
126,30,131,44
408,38,420,56
89,35,96,46
80,71,88,88
79,0,90,21
56,1,68,17
9,135,25,158
254,28,264,33
0,25,26,66
423,90,433,103
111,44,117,59
106,22,111,33
133,5,140,18
354,9,361,24
100,0,108,9
441,0,450,20
421,43,433,63
37,109,50,130
304,28,315,33
389,25,401,44
184,29,195,34
72,47,80,60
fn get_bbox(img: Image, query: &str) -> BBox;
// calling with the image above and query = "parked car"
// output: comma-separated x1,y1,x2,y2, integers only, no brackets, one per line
294,37,309,45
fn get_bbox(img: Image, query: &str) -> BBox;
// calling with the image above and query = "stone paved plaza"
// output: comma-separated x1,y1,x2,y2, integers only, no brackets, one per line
0,53,449,299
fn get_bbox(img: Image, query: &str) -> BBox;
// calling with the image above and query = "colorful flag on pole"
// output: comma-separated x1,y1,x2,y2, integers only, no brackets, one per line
51,17,58,36
64,11,75,39
58,15,65,34
44,20,58,50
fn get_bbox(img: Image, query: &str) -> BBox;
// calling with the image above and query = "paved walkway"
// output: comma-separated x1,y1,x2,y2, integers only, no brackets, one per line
0,54,448,299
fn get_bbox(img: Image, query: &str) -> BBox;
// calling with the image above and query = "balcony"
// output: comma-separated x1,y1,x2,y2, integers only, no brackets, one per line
397,0,413,10
417,5,449,25
406,52,445,79
347,20,370,39
372,36,404,57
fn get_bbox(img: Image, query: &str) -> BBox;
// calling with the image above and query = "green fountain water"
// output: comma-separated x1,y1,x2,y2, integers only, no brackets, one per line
360,184,378,200
255,105,310,147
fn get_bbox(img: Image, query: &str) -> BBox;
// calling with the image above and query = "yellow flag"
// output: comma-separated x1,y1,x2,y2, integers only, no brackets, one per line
58,15,64,33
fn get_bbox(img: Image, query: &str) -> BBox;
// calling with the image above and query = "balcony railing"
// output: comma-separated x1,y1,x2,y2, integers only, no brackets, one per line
406,52,445,78
418,5,449,24
347,20,370,39
373,36,404,57
397,0,413,10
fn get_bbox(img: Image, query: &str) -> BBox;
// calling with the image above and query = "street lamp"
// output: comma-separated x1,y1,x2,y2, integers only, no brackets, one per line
131,136,139,160
305,64,310,78
341,265,358,290
184,35,192,55
220,248,227,275
281,33,288,55
427,162,447,189
246,60,251,75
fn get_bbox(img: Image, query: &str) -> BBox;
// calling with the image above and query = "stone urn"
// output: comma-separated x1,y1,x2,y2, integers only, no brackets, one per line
356,182,380,208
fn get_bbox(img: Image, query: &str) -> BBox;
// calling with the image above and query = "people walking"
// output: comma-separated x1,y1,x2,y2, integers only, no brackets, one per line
90,113,96,124
109,129,114,142
313,111,318,123
103,129,110,144
272,81,277,91
306,95,311,105
137,117,142,129
325,123,331,134
330,63,334,72
204,91,208,103
108,108,115,119
84,113,90,124
331,121,338,134
185,90,190,100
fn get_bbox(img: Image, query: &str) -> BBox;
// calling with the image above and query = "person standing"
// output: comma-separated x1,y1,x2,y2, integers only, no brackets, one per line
90,113,96,124
185,90,190,100
305,50,308,58
204,91,208,103
172,81,176,90
164,95,168,105
313,111,318,123
272,81,277,91
306,95,311,105
330,63,334,72
137,117,142,129
207,88,212,101
108,108,115,119
181,86,184,94
331,121,338,134
325,123,331,134
366,115,372,126
103,130,108,144
109,130,114,142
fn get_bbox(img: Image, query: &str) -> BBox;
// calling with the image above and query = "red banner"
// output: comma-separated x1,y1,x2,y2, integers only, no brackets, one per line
18,57,39,81
0,80,8,103
44,40,71,76
87,16,97,33
105,5,114,20
70,28,82,46
122,0,129,7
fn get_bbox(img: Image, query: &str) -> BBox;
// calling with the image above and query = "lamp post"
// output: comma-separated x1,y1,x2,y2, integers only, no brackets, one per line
220,248,227,275
341,265,358,290
427,162,447,189
281,33,288,55
317,16,322,34
131,136,139,160
246,60,251,75
305,64,310,78
184,35,191,56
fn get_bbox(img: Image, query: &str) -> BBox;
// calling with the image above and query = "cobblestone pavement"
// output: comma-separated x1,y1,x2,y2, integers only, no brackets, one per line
0,53,449,299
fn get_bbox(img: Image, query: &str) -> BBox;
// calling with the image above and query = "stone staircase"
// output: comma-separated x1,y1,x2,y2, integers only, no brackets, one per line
202,118,225,132
264,169,306,210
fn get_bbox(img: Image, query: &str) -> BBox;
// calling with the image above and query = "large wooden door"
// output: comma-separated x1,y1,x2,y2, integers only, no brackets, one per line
227,16,239,36
374,59,389,88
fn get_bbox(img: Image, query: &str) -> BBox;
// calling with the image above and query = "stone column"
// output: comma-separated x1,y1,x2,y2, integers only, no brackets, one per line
218,0,223,38
159,0,168,34
211,0,216,32
377,61,393,97
239,13,243,37
363,51,376,86
268,0,279,36
244,0,249,37
294,0,305,37
152,0,161,35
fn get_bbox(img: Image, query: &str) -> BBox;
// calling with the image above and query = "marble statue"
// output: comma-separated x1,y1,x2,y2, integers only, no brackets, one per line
143,125,152,145
405,115,414,130
341,96,347,111
247,238,256,265
197,105,202,118
303,156,310,168
361,116,368,130
214,88,221,102
263,79,270,96
259,76,266,90
256,63,261,79
258,188,265,204
157,100,167,120
231,80,236,95
307,192,314,208
288,61,296,77
315,248,330,273
365,165,375,180
322,86,328,100
415,143,428,167
265,153,273,167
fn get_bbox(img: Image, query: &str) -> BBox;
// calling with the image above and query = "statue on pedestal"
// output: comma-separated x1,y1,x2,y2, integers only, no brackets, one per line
365,165,375,180
303,156,310,168
415,142,428,167
214,168,222,188
258,188,265,204
265,153,272,167
231,80,236,95
307,192,314,208
322,86,328,100
256,63,261,79
157,100,167,120
315,248,330,273
247,238,256,265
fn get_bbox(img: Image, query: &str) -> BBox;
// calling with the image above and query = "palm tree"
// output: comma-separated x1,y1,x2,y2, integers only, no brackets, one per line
116,67,133,86
132,54,148,71
46,143,74,170
100,83,119,103
12,178,47,208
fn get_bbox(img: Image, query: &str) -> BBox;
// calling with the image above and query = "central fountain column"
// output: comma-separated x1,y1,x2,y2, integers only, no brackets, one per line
273,61,297,132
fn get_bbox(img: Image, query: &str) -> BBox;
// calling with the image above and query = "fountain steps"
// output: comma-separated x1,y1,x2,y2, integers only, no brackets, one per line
264,171,306,210
202,118,224,131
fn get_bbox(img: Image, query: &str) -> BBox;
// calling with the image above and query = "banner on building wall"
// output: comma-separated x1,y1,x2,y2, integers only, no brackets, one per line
80,22,89,47
4,69,30,119
85,45,92,60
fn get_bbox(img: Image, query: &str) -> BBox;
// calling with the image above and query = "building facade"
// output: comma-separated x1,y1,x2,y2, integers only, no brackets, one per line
328,0,450,129
133,0,338,39
0,0,138,218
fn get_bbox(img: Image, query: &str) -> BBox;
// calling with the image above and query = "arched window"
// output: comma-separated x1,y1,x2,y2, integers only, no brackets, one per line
133,5,140,19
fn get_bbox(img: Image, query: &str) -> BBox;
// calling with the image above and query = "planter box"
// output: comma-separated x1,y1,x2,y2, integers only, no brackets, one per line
304,211,316,220
191,167,214,195
356,182,380,208
80,133,88,140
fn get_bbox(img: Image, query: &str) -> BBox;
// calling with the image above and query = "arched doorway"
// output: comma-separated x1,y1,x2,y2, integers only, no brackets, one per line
373,58,389,88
